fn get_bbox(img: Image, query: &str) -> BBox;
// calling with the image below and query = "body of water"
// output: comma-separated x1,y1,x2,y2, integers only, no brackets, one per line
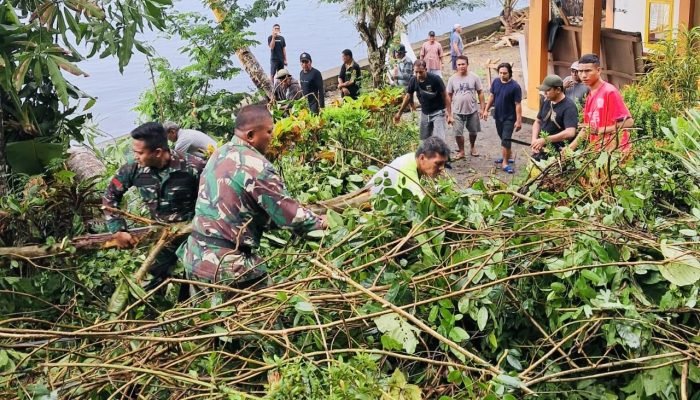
74,0,527,141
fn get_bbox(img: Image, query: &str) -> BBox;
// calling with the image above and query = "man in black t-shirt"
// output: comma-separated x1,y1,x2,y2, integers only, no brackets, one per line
338,49,362,99
530,75,579,159
393,60,452,141
268,24,287,82
299,52,325,114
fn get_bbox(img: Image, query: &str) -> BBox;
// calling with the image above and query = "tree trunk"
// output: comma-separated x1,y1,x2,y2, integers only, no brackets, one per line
209,5,273,99
66,148,106,182
0,224,190,260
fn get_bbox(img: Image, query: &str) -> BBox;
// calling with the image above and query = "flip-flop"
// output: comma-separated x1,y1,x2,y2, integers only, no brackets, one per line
471,152,480,157
494,158,515,164
503,165,515,174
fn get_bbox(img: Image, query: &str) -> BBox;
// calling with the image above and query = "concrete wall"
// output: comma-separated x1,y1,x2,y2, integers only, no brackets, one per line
320,15,505,91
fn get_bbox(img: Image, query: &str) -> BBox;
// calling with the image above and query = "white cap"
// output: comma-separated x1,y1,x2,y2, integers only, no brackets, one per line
454,23,461,29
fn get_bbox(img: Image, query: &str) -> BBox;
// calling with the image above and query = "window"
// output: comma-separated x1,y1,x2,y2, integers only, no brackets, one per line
645,0,674,42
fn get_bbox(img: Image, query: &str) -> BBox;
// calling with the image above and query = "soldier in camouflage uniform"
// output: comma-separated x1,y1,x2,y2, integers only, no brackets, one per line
179,104,327,288
103,122,206,289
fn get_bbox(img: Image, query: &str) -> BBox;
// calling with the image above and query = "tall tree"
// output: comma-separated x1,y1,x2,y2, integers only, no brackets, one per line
207,0,286,99
495,0,520,35
323,0,484,88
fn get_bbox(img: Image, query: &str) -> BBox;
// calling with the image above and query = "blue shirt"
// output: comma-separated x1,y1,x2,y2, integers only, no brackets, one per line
490,78,522,121
450,31,463,56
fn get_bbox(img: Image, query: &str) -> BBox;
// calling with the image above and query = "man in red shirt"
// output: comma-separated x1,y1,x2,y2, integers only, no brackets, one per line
568,53,634,153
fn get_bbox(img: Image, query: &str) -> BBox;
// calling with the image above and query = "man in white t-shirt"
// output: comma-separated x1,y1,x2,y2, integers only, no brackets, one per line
446,55,485,159
163,122,218,159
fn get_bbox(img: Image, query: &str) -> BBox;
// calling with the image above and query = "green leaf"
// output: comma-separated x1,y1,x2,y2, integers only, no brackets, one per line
659,242,700,286
374,313,420,354
46,56,69,106
495,374,523,389
326,209,343,228
506,355,523,371
48,54,87,76
448,327,469,342
476,306,488,331
12,57,31,91
107,280,129,315
643,366,672,396
679,229,697,237
0,350,8,368
294,301,314,313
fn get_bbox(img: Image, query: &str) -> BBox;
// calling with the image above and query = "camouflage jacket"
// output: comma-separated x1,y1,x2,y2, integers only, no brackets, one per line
180,136,323,283
102,151,206,233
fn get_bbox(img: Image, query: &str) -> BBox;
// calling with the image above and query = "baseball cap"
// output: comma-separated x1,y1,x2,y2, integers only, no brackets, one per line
275,68,290,79
429,30,435,37
396,44,407,53
454,23,461,29
300,52,312,62
570,61,580,70
538,75,564,90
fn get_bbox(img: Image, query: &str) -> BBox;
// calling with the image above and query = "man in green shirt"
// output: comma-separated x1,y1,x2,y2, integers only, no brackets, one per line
369,136,450,198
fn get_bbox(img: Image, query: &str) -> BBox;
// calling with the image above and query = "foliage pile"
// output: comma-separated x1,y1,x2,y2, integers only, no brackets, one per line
1,98,700,399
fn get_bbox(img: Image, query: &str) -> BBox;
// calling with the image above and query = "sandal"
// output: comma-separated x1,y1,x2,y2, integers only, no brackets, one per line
503,165,515,174
494,158,515,164
452,153,465,160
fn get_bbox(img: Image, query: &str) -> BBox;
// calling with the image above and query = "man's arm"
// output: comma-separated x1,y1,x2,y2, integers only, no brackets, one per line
530,119,542,149
283,46,287,65
314,71,325,108
452,37,460,54
420,44,426,59
394,93,412,123
442,89,452,124
515,102,522,131
477,89,485,114
268,35,275,50
254,168,326,233
102,163,138,248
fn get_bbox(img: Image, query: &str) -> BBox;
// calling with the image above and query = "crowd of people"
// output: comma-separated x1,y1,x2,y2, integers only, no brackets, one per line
100,23,633,294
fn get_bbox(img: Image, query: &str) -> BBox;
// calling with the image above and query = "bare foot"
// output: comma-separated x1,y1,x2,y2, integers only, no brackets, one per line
453,152,465,160
470,148,480,157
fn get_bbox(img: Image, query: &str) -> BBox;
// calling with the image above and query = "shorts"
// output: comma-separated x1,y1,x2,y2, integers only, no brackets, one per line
270,59,284,77
419,110,447,140
495,119,515,149
453,112,481,137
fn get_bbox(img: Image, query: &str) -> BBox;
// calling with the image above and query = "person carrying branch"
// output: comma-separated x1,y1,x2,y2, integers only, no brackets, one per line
179,104,327,290
530,75,578,160
102,122,206,289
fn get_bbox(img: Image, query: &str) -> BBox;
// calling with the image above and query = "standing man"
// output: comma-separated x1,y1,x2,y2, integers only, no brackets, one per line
530,75,579,159
450,24,464,71
338,49,362,99
482,62,522,174
179,104,326,288
420,31,443,77
446,55,485,159
393,60,453,141
268,24,287,82
164,122,218,159
103,122,206,289
568,53,634,153
390,44,414,88
299,52,325,114
273,68,303,102
563,61,589,106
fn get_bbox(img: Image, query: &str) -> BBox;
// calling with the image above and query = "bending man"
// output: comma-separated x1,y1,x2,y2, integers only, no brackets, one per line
179,104,327,289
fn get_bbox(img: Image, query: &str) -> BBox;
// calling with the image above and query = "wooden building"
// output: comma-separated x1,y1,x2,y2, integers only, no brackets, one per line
525,0,699,110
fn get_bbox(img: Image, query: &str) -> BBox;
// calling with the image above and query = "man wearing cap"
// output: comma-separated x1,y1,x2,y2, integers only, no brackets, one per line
299,52,325,114
530,75,579,159
563,61,589,106
268,24,287,82
420,31,443,77
338,49,362,99
450,24,464,71
391,45,414,88
164,122,218,159
393,59,453,141
273,68,302,103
